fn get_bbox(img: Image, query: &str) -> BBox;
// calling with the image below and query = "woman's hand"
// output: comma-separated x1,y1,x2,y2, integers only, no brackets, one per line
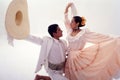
64,2,74,14
67,2,73,8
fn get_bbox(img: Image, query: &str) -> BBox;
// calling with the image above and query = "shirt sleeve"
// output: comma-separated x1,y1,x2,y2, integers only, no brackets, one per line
25,34,43,45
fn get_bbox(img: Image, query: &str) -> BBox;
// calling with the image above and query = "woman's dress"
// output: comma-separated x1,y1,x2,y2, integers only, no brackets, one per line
65,28,120,80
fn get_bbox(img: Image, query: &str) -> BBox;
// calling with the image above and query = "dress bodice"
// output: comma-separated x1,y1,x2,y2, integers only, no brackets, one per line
67,28,86,50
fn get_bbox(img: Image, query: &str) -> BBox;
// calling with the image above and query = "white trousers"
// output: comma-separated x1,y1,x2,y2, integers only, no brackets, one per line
47,68,69,80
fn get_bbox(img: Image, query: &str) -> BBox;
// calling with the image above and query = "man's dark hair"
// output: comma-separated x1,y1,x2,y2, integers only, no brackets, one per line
48,24,58,37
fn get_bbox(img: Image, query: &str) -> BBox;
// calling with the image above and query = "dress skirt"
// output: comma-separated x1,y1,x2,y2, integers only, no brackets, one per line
65,38,120,80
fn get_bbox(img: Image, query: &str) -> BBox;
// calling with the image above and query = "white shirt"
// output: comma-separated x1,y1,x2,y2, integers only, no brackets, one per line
25,35,67,72
48,38,66,64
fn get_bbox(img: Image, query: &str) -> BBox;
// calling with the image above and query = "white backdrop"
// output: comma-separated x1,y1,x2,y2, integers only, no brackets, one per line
0,0,120,80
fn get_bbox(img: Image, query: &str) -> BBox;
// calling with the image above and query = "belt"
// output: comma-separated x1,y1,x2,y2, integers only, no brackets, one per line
48,62,65,70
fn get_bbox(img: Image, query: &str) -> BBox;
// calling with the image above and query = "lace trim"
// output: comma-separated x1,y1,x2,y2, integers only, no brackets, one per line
67,29,86,42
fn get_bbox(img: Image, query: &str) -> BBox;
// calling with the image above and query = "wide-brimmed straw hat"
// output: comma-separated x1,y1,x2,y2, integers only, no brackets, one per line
5,0,30,39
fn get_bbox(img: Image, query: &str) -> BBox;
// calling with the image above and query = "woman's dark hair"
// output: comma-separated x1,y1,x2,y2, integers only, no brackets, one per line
48,24,58,37
73,16,85,27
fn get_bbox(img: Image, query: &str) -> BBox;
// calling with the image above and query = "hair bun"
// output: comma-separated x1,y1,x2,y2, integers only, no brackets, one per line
81,16,86,26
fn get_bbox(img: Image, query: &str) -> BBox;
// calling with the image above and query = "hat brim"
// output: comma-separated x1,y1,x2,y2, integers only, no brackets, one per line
5,0,30,39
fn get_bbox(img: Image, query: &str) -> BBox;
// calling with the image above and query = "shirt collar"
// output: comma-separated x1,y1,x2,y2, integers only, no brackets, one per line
53,38,61,44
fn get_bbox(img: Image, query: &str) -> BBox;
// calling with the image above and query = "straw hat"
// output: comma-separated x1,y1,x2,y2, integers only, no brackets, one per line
5,0,30,39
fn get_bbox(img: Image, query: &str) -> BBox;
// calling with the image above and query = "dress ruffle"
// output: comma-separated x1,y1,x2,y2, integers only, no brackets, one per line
65,38,120,80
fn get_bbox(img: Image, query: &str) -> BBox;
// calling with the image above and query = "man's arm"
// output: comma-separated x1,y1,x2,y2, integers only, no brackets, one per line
25,35,43,45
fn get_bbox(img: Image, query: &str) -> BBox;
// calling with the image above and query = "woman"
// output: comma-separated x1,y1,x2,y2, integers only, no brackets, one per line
64,2,120,80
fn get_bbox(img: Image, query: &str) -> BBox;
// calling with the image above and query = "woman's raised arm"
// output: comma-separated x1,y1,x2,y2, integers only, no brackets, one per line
64,2,77,30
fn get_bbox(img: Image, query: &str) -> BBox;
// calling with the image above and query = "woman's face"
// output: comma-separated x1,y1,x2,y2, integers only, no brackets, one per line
70,18,78,29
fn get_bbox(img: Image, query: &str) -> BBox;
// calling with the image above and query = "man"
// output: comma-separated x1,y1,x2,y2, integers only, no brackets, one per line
25,24,69,80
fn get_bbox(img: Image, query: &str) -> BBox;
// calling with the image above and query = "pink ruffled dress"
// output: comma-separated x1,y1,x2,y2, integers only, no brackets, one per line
65,28,120,80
